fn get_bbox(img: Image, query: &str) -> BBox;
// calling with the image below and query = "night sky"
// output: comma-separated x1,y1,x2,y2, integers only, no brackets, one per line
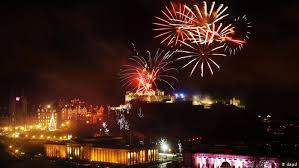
0,0,298,117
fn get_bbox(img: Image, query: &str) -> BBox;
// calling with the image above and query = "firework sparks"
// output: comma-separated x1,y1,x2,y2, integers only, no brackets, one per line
176,40,226,77
153,2,194,46
153,1,252,77
224,14,252,55
120,47,178,94
184,1,229,27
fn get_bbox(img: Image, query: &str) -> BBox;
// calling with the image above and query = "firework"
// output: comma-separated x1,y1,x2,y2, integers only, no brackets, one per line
185,2,247,45
176,40,226,77
224,15,252,55
153,2,194,46
120,47,178,94
188,1,229,26
153,1,251,77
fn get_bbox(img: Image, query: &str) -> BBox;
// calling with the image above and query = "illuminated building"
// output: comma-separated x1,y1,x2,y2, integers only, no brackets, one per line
45,144,67,158
124,90,244,109
37,105,57,129
90,105,104,124
192,95,214,109
60,99,104,125
229,97,245,109
125,90,175,103
61,106,87,121
60,98,88,121
184,153,279,168
9,91,27,124
44,138,158,165
108,104,131,112
192,95,246,109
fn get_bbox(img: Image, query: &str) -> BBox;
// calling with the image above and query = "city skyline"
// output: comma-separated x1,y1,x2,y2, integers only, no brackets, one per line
0,1,298,167
0,0,298,114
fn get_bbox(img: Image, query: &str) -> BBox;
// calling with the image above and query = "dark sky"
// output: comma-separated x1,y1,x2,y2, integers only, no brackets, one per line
0,0,298,117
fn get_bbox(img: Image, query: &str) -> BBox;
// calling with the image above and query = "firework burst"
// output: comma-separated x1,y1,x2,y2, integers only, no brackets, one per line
184,1,229,27
224,14,252,55
176,40,226,77
153,2,194,46
120,47,178,94
153,1,252,77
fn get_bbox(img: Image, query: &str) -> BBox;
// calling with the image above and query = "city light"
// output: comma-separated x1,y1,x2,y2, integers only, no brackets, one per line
175,93,185,98
159,139,169,153
14,132,20,138
180,93,185,98
15,96,20,101
161,143,168,153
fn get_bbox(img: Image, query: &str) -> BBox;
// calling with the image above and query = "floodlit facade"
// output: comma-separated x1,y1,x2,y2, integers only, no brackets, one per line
45,144,66,158
124,91,245,109
184,153,279,168
192,96,245,109
125,90,175,103
37,106,57,129
44,142,158,165
61,103,104,125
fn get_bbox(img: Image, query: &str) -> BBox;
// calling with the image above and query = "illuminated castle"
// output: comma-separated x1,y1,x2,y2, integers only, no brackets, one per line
124,90,245,109
125,90,175,104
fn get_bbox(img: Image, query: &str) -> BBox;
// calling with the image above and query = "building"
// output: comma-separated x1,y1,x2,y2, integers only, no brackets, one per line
37,105,57,130
125,90,175,103
44,137,158,166
125,90,245,109
229,97,245,109
9,94,28,124
60,99,104,125
192,95,214,109
184,152,280,168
